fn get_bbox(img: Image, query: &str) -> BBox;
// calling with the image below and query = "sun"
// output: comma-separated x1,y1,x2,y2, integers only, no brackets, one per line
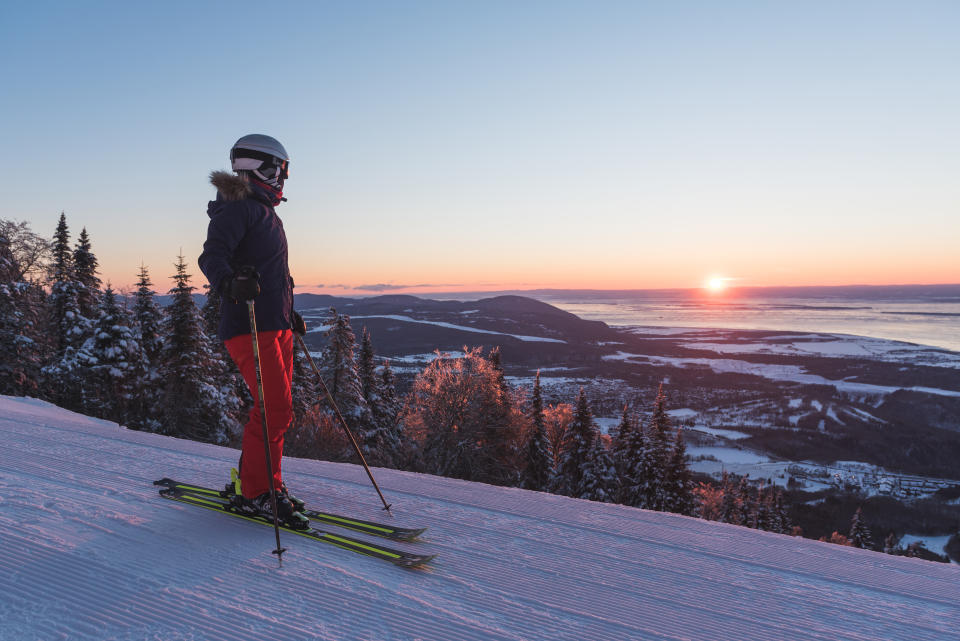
706,276,728,293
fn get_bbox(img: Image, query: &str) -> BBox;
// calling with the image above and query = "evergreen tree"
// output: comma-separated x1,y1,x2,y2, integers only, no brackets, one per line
719,471,740,525
753,481,770,530
133,264,164,365
484,346,517,474
352,326,400,466
42,215,91,410
663,427,694,515
848,507,874,550
579,434,619,502
358,326,377,403
128,265,165,430
377,359,406,466
521,371,553,491
554,388,598,498
48,213,83,356
83,285,141,423
771,489,789,534
321,308,366,418
72,227,101,318
50,213,71,283
644,384,673,510
612,405,650,507
0,232,43,396
736,476,754,527
157,254,240,443
200,283,221,344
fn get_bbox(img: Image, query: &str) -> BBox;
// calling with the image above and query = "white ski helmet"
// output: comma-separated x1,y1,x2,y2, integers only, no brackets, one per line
230,134,290,188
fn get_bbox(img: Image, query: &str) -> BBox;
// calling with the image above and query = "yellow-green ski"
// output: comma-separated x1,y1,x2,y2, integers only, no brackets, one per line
154,482,435,568
153,478,427,542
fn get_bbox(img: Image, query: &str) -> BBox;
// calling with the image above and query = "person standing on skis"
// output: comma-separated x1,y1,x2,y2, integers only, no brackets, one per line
198,134,308,528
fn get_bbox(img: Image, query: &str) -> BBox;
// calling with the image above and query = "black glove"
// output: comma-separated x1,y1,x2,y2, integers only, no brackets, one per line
291,311,306,336
223,265,260,301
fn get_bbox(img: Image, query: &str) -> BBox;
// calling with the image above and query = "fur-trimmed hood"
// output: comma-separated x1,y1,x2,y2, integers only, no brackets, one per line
209,170,252,202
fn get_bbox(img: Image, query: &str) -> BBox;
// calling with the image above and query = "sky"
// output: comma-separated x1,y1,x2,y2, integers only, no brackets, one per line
1,1,958,295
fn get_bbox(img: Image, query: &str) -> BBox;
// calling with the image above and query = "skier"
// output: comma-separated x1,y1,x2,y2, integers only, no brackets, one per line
198,134,308,528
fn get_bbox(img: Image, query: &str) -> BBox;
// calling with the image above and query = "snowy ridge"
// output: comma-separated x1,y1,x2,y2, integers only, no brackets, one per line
1,396,959,640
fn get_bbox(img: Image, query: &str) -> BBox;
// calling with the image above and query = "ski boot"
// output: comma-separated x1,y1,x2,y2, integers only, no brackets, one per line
223,468,306,514
279,482,306,513
230,491,310,530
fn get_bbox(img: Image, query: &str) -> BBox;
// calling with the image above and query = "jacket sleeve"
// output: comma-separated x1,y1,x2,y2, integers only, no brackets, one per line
198,202,249,293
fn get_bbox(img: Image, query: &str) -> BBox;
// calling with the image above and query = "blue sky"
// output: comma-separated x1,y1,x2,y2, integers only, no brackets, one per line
1,1,957,293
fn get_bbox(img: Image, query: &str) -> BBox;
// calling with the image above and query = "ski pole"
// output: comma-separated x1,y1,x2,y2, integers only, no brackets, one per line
248,300,287,561
293,332,393,513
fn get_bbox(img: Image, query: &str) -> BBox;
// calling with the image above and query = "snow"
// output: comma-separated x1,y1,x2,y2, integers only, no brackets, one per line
901,535,955,558
688,446,771,465
349,315,567,343
593,417,620,434
2,395,959,640
680,335,960,369
690,426,752,440
617,354,960,398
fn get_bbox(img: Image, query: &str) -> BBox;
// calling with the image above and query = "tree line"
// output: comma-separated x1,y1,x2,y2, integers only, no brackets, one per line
1,214,705,519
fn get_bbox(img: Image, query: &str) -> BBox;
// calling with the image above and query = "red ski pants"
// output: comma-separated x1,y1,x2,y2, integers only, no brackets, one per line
225,329,294,499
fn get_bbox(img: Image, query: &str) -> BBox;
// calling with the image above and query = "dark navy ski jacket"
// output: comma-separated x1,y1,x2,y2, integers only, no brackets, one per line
198,171,294,341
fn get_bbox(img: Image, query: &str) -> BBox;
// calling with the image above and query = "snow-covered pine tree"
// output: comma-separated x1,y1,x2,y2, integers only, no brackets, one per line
611,405,650,507
554,388,598,498
321,308,366,418
157,254,240,444
83,285,142,423
127,265,165,431
644,384,673,511
72,227,101,319
737,476,756,527
579,433,619,503
354,326,398,466
200,283,221,345
133,265,164,365
0,232,43,396
47,213,86,356
753,481,770,530
771,488,789,534
377,359,406,467
521,370,553,491
358,326,377,403
201,281,249,420
43,214,92,410
484,346,518,477
848,507,874,550
719,471,740,524
663,427,694,515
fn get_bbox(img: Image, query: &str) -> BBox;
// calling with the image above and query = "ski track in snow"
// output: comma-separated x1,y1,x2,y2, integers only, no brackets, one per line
1,396,959,640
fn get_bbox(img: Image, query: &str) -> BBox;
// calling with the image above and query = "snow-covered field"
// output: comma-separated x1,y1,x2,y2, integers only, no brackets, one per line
2,396,959,641
603,351,960,398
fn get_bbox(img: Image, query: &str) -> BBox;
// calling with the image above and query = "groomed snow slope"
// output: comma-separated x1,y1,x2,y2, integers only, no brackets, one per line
1,396,958,641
